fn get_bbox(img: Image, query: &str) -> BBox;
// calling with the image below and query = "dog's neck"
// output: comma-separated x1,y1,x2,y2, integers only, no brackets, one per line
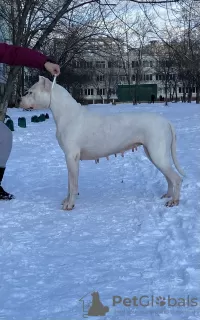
49,83,82,126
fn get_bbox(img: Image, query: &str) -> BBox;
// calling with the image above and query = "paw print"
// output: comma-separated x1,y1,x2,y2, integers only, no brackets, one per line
155,296,166,306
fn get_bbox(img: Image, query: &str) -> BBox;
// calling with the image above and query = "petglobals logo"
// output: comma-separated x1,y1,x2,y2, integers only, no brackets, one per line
79,291,198,318
112,295,198,308
79,291,109,318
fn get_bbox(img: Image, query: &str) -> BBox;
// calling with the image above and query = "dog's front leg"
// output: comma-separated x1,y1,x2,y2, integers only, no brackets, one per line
62,152,80,210
61,172,70,206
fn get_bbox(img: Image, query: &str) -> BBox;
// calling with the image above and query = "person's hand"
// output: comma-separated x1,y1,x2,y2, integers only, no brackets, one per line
44,61,60,76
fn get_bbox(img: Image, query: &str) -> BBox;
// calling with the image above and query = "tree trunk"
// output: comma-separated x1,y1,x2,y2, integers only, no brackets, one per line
187,87,192,103
133,84,137,105
175,88,178,102
21,67,25,96
182,86,186,102
164,83,168,106
106,93,110,104
196,86,200,104
0,66,21,121
14,71,22,106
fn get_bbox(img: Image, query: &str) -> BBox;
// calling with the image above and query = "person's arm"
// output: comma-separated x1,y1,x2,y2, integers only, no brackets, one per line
0,43,60,75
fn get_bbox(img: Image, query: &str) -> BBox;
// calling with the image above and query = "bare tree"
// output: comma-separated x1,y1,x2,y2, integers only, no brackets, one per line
0,0,105,120
141,0,200,103
150,41,176,105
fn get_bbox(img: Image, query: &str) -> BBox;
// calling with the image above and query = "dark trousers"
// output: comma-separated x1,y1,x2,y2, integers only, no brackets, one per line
0,121,13,168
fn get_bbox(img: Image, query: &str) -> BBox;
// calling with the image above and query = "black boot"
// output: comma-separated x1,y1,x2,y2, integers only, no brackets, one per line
0,167,14,200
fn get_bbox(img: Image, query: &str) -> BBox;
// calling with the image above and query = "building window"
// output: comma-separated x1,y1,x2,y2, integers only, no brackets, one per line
83,61,93,68
84,88,94,96
156,74,164,81
97,88,105,96
108,61,117,68
150,61,153,67
97,75,105,82
96,61,105,68
132,60,139,68
143,60,148,67
132,74,136,81
179,87,182,93
193,87,196,93
169,74,175,80
144,74,152,81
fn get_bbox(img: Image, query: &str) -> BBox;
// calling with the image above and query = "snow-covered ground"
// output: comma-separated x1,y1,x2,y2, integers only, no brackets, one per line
1,102,200,320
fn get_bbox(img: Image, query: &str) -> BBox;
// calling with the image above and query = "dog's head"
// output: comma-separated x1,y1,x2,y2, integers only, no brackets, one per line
91,292,100,300
20,76,52,110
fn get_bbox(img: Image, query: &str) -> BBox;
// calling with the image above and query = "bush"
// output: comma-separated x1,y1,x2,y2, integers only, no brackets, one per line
31,115,39,123
5,119,14,131
18,117,26,128
38,114,46,122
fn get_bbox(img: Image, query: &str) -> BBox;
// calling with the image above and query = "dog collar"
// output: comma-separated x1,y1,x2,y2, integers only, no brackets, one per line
52,75,57,90
49,75,57,108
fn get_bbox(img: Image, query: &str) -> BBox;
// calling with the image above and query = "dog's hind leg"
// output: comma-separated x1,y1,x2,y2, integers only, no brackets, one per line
160,175,174,199
143,146,182,206
162,168,182,207
160,176,174,199
143,146,173,198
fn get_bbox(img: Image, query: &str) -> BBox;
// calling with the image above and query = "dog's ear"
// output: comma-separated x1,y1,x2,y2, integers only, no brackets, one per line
38,76,52,92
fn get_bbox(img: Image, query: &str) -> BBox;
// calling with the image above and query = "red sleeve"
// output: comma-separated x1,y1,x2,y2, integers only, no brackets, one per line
0,42,48,69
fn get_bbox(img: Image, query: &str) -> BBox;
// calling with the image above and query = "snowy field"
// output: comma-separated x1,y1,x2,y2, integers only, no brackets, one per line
1,102,200,320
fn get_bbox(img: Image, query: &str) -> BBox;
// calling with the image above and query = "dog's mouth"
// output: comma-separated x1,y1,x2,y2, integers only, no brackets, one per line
20,102,34,110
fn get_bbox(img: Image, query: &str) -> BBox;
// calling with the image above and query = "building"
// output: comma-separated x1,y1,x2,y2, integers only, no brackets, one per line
73,41,197,103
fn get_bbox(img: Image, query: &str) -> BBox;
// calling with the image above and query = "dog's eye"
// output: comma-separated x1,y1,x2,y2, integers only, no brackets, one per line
29,91,32,95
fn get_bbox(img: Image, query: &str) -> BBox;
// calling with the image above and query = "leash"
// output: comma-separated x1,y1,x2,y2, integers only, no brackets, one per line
49,75,57,108
52,75,57,90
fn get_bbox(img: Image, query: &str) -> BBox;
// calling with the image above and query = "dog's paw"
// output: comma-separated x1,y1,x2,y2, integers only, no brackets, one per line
61,196,69,205
62,199,75,210
165,199,179,207
62,193,79,205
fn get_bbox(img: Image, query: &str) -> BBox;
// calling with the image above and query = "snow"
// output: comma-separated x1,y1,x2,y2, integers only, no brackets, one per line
0,102,200,320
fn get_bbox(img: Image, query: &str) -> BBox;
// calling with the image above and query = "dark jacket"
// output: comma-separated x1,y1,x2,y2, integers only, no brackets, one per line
0,42,49,69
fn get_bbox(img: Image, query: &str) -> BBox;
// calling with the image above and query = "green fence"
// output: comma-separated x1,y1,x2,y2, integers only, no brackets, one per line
117,84,157,102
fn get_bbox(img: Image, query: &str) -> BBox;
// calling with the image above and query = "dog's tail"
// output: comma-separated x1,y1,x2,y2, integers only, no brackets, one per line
169,123,186,177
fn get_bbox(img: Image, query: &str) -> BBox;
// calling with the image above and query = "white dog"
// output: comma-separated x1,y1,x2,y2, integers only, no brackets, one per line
20,76,185,210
